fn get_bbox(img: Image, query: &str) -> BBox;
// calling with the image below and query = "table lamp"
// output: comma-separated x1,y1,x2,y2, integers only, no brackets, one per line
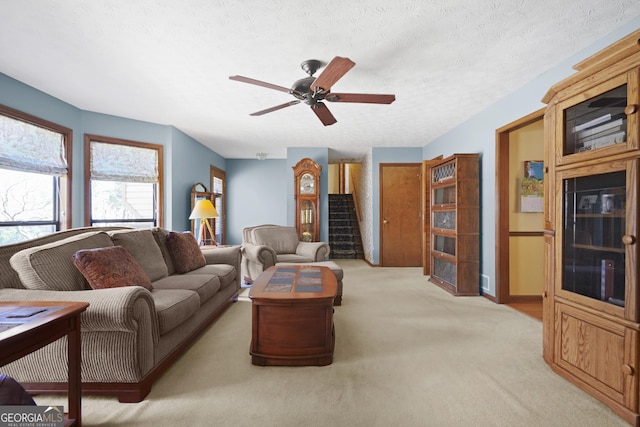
189,199,219,246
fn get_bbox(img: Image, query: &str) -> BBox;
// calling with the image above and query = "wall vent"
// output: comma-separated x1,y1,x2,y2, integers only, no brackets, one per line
481,274,490,292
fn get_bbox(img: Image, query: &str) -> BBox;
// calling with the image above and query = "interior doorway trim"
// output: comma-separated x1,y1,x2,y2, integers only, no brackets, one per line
494,108,545,304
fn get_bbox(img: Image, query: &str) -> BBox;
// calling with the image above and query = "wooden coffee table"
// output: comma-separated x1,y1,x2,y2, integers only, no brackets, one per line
249,265,337,366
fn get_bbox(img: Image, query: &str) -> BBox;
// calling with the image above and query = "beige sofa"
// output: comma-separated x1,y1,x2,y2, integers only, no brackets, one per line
0,227,241,402
241,225,330,283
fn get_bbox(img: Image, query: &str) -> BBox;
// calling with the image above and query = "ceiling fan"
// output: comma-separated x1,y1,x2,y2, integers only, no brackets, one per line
229,56,396,126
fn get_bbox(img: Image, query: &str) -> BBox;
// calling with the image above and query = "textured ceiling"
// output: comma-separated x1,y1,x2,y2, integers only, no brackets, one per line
1,1,639,160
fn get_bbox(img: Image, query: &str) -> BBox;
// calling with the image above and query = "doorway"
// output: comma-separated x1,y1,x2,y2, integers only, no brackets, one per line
495,108,545,308
380,163,422,266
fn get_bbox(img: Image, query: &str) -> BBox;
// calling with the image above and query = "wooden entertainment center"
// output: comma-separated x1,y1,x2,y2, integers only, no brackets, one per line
542,29,640,425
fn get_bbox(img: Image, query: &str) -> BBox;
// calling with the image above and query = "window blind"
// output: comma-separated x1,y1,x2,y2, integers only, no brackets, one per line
90,141,158,183
0,115,68,175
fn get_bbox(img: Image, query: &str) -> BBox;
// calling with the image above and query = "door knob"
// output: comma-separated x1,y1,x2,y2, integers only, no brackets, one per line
383,219,388,224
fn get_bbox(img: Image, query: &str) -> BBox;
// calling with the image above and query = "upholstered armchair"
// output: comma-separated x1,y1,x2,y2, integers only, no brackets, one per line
241,225,330,283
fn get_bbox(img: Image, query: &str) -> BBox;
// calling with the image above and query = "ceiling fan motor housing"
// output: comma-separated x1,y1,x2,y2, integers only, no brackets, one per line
291,76,328,104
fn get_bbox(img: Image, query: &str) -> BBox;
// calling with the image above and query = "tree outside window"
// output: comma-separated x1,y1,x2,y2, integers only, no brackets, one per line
0,104,71,244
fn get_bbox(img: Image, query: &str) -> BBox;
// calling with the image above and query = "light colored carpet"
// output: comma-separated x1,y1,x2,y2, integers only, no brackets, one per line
42,260,627,426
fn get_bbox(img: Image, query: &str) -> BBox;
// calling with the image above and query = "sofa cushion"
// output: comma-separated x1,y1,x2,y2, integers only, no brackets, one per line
152,274,220,304
277,253,316,263
152,228,176,275
188,264,236,289
251,226,299,254
9,231,114,291
108,229,168,281
166,232,206,274
72,246,154,291
151,289,200,335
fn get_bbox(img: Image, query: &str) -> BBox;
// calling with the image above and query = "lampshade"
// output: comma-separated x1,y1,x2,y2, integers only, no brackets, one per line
189,199,219,219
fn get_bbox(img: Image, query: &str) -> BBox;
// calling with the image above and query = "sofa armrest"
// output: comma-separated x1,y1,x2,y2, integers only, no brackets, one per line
0,287,160,344
0,286,159,382
202,245,241,276
296,241,330,261
241,243,277,268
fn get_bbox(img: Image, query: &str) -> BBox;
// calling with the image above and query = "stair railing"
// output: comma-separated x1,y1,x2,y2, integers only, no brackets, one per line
350,176,362,224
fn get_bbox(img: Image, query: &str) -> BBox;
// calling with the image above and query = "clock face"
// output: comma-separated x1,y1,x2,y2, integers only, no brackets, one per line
300,173,315,194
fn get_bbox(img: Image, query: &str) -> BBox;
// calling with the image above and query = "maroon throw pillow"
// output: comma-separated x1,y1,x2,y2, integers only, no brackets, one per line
166,231,206,274
72,246,153,291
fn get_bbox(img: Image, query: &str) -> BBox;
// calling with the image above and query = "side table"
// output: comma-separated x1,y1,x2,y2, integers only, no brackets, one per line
0,301,89,427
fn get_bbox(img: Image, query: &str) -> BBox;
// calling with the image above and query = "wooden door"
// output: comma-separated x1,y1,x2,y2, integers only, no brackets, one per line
380,163,422,266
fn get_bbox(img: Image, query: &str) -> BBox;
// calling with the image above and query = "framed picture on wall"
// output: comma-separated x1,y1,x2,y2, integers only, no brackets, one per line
524,160,544,180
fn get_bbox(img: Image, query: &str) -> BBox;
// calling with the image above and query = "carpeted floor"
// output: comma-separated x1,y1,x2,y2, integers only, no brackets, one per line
41,260,627,426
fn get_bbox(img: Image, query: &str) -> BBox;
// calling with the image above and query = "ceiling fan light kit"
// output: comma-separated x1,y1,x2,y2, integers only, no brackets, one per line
229,56,395,126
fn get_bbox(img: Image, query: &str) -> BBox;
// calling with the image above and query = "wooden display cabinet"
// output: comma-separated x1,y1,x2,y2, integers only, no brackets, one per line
422,156,443,275
293,158,321,242
428,153,480,296
542,29,640,425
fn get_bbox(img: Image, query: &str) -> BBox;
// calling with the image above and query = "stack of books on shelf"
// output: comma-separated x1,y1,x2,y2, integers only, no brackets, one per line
574,113,626,152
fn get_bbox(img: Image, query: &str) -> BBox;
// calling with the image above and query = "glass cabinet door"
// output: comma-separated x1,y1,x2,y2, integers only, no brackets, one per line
433,235,455,256
562,169,626,306
556,74,638,164
299,199,315,242
433,185,456,206
431,233,456,285
562,83,628,157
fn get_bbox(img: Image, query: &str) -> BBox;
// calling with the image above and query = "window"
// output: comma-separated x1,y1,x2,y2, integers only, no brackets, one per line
210,166,226,244
85,135,163,228
0,104,71,244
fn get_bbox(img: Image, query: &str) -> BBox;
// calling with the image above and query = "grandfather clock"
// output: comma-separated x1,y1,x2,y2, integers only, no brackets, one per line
293,158,321,242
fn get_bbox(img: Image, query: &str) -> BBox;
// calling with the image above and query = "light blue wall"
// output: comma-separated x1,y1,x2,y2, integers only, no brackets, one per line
0,73,224,231
371,147,423,264
170,127,226,231
226,159,288,245
225,147,329,246
422,17,640,297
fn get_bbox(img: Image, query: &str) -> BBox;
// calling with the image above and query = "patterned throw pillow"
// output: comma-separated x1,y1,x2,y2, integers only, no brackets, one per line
165,232,206,274
72,246,153,291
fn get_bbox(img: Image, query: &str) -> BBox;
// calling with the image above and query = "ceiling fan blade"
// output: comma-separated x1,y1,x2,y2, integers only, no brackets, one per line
325,93,396,104
229,75,303,97
250,100,301,116
310,56,355,93
311,102,337,126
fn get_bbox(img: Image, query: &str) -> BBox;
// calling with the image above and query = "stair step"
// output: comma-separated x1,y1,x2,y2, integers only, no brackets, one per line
330,249,359,258
328,194,363,260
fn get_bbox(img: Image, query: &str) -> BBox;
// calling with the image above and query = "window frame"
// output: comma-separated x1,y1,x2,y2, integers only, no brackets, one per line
84,134,164,228
210,165,226,245
0,103,72,232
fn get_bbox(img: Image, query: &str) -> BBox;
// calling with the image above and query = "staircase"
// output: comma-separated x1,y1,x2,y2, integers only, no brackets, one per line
328,194,364,259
